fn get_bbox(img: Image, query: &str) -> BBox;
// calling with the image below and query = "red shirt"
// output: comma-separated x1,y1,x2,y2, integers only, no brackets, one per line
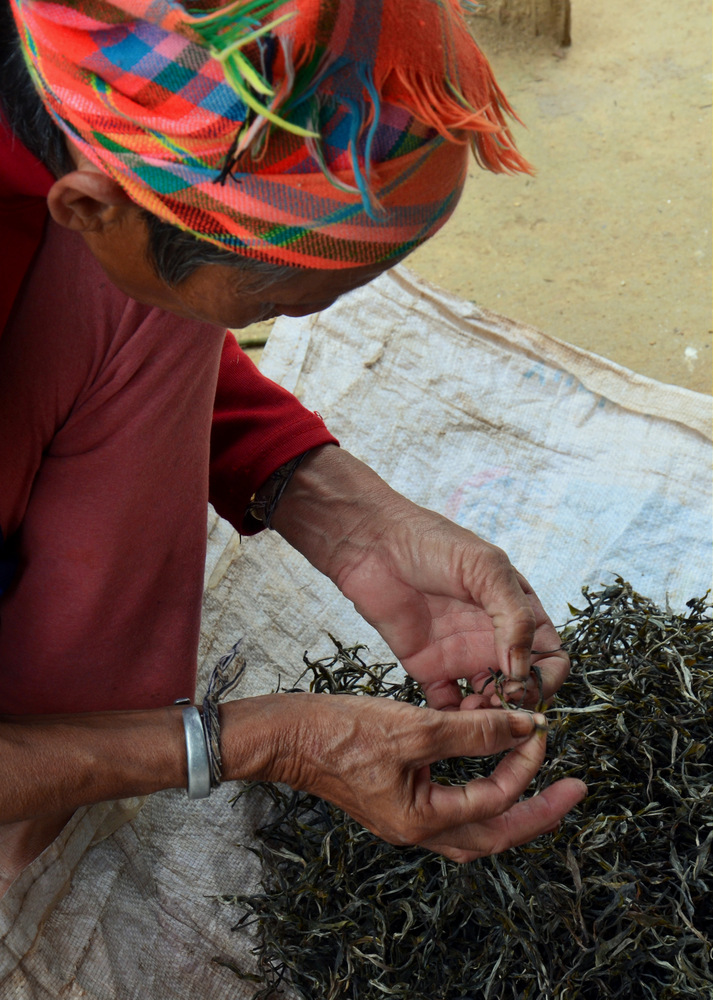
0,112,338,541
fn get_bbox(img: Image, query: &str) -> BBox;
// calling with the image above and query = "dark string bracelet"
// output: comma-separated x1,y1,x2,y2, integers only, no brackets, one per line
202,640,247,788
245,451,310,530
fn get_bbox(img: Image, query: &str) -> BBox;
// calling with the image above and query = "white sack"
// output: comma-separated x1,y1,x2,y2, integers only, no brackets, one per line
202,265,712,682
2,266,711,999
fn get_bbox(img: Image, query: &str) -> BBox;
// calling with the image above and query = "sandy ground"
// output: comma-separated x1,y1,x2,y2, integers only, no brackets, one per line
241,0,712,395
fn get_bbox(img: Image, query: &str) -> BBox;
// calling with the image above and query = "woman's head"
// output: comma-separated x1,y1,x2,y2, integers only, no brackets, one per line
10,0,530,272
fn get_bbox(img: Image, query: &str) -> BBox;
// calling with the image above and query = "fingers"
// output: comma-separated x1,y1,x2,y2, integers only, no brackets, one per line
463,566,569,700
519,574,571,699
427,714,549,826
461,646,570,711
421,707,540,766
280,693,586,864
422,778,588,862
420,678,464,712
530,645,570,704
471,554,537,682
416,720,586,860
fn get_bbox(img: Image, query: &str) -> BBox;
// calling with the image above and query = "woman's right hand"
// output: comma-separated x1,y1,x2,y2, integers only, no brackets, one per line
221,693,586,862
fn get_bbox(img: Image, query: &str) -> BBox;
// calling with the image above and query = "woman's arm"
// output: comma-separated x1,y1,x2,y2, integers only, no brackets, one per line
0,694,584,862
272,444,571,710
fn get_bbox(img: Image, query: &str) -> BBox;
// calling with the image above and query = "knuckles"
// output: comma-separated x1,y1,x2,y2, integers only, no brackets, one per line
483,541,510,566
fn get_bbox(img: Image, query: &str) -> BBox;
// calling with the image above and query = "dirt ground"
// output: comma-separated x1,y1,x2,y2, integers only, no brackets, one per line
242,0,712,396
409,0,712,394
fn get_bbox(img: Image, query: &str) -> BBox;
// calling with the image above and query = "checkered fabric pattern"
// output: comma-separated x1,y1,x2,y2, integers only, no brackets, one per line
11,0,529,268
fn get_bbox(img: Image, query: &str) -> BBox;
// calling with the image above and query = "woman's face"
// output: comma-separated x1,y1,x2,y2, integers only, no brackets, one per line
167,255,391,329
85,204,391,328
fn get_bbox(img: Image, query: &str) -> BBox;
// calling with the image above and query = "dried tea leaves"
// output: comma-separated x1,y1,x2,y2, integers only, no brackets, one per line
220,580,712,1000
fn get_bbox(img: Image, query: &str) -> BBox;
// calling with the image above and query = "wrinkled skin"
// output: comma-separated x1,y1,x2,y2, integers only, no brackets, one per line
229,693,584,864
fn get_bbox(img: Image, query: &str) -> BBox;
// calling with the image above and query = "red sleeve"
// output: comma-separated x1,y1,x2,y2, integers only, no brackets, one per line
209,332,339,534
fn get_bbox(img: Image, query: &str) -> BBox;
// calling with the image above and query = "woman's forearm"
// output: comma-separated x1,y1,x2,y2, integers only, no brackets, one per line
0,691,585,861
0,706,188,822
0,696,290,823
270,443,400,583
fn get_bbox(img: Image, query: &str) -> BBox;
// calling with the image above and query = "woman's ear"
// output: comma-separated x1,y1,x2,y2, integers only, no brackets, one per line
47,169,134,233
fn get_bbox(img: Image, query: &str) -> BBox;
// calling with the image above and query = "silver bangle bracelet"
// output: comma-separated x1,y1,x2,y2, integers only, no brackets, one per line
181,706,211,800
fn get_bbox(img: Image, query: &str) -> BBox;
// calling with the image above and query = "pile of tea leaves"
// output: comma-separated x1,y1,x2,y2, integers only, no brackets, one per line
220,580,713,1000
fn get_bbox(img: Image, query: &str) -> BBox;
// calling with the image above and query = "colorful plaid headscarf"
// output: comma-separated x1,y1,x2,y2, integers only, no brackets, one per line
10,0,530,268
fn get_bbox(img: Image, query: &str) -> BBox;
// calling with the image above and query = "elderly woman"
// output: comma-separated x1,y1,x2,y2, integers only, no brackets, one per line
0,0,585,895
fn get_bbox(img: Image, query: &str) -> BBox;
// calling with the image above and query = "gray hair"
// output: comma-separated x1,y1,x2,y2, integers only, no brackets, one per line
141,211,298,288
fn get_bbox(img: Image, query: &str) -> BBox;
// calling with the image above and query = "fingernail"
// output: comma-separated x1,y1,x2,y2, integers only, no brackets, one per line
507,649,529,681
533,712,548,732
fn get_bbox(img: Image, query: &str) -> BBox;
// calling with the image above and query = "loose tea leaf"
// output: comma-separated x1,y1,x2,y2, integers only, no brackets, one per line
220,579,713,1000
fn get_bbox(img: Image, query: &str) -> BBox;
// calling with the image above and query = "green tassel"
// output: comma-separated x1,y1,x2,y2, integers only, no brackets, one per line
187,0,318,139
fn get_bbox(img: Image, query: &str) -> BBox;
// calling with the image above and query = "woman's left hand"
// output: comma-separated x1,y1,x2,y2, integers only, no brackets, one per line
273,445,569,711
